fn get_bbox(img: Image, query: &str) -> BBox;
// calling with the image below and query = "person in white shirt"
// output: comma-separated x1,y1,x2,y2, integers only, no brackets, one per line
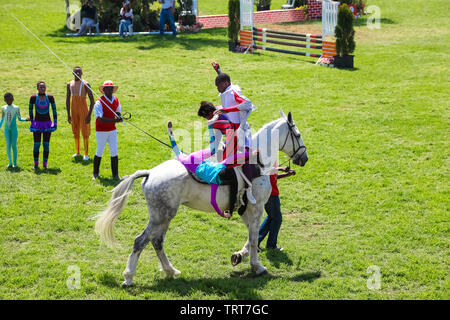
119,2,133,37
158,0,178,36
211,61,256,153
93,81,123,180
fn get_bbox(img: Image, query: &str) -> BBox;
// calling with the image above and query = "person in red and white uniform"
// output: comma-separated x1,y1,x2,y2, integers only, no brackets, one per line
92,80,123,180
211,61,257,154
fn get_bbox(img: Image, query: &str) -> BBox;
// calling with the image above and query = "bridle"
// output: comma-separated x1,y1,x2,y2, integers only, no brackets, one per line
279,119,307,166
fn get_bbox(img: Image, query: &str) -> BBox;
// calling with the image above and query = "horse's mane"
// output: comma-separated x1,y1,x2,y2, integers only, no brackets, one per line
253,118,283,137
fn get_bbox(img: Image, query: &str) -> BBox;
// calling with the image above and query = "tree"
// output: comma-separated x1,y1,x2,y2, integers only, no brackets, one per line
335,3,355,56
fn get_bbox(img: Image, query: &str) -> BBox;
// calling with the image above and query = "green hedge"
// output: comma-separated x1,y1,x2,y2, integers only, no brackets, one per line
81,0,169,32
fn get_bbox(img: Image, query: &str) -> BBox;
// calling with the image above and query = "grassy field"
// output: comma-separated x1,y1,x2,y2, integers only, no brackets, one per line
0,0,448,300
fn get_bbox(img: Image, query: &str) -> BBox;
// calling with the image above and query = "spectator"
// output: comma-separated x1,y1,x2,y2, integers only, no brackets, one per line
158,0,178,36
258,163,296,251
119,1,133,38
77,0,98,36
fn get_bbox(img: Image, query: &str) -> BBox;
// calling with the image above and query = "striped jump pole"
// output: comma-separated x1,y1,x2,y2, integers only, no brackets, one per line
253,31,323,44
253,27,322,39
239,29,336,61
252,37,322,50
253,45,322,58
250,28,324,59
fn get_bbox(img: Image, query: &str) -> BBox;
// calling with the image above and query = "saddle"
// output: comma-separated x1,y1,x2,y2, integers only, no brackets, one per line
187,163,262,216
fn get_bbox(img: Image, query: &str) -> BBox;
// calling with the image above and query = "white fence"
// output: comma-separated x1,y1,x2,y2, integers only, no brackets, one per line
322,0,339,37
240,0,254,30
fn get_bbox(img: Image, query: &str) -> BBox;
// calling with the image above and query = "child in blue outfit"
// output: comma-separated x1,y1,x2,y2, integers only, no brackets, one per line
0,92,29,168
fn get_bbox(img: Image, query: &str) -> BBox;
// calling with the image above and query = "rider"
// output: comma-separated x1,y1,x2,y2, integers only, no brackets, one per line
167,117,251,219
197,101,240,165
211,62,257,203
211,61,256,156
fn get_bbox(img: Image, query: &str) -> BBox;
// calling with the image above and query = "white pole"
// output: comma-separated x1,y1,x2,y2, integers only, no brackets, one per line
192,0,198,16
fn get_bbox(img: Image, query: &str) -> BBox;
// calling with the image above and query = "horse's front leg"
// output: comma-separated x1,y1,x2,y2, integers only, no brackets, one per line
232,205,267,275
231,239,249,266
247,204,267,275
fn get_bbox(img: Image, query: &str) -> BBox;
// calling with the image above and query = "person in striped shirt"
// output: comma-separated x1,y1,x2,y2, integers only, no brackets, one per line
197,101,243,167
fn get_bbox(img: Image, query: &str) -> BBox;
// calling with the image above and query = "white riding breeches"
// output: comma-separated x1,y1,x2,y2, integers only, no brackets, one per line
95,130,118,157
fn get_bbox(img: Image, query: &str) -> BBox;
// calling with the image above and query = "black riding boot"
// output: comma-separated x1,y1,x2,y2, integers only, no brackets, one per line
93,155,101,180
111,156,119,180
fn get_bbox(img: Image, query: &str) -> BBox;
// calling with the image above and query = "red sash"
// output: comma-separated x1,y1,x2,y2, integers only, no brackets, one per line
96,96,119,132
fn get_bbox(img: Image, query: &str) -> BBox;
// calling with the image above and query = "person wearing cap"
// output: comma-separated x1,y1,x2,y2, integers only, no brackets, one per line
93,81,123,180
158,0,178,37
66,66,95,161
119,1,133,38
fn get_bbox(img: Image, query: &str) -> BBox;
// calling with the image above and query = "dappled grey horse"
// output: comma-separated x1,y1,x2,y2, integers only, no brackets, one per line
95,110,308,287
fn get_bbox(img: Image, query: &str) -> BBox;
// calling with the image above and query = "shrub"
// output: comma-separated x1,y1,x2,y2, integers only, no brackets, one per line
83,0,162,32
256,0,271,11
294,0,307,7
228,0,240,43
335,3,355,56
178,0,196,26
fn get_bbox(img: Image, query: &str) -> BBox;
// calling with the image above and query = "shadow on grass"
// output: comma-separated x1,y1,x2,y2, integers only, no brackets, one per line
96,176,122,187
107,271,321,300
354,17,396,27
5,166,24,173
48,26,228,51
117,270,321,299
72,156,93,166
33,167,62,175
265,249,294,268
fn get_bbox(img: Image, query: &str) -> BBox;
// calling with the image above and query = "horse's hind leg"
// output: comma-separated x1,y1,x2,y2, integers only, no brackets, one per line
122,225,151,287
150,218,181,278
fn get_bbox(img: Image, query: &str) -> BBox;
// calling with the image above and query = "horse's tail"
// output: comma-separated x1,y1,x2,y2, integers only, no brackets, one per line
94,170,150,247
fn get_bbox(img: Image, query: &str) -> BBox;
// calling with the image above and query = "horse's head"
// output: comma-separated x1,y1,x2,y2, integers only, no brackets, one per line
278,110,308,167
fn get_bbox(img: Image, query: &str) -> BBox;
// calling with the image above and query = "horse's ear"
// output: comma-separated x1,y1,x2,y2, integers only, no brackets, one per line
287,112,293,124
280,109,287,120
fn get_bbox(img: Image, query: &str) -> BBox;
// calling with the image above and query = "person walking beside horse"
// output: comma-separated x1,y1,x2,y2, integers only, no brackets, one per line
258,163,296,252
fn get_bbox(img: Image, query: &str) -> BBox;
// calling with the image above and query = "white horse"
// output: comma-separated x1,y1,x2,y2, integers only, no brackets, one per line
95,110,308,287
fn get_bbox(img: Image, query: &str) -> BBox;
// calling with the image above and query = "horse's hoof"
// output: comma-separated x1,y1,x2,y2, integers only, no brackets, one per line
254,265,268,276
165,268,181,278
122,280,133,288
231,253,242,266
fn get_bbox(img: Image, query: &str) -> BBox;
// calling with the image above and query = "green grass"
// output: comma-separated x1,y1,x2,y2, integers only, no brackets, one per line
0,0,448,300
